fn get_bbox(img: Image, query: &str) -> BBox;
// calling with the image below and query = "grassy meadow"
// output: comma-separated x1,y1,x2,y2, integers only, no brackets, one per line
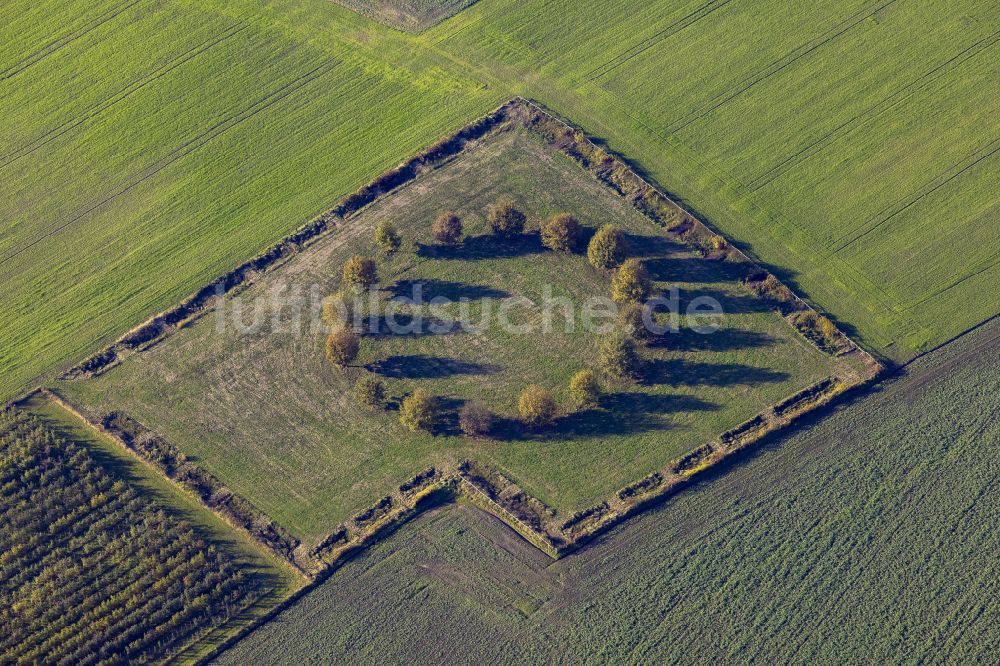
215,319,1000,665
58,127,840,545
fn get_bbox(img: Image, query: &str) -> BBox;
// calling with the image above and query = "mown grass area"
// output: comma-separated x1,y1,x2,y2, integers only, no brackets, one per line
18,392,304,663
58,127,839,545
2,0,997,404
333,0,479,32
214,320,1000,665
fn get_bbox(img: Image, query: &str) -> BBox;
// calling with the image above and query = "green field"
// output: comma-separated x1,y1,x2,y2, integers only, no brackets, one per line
57,126,846,545
215,318,1000,664
2,0,997,403
0,406,291,664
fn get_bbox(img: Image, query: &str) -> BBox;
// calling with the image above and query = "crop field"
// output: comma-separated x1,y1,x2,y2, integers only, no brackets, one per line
333,0,479,32
3,0,997,403
0,405,297,664
4,0,998,661
57,125,853,545
215,318,1000,664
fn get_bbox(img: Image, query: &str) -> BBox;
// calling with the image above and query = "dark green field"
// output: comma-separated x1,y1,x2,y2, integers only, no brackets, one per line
58,126,845,546
0,409,279,664
216,319,1000,664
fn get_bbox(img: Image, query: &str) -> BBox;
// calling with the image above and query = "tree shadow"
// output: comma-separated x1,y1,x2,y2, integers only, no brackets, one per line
622,232,683,258
415,233,546,261
645,256,749,284
648,327,776,352
367,355,500,379
364,314,464,338
641,359,789,387
491,392,716,442
674,286,772,315
386,279,510,303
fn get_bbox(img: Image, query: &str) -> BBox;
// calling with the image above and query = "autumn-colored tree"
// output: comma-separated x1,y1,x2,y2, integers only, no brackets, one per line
354,375,387,409
617,301,654,342
325,328,360,367
374,221,402,255
458,401,494,437
518,385,558,427
487,197,526,238
598,334,641,379
432,211,463,245
568,370,600,410
342,255,378,289
399,389,439,433
611,258,652,304
587,224,626,269
540,213,582,252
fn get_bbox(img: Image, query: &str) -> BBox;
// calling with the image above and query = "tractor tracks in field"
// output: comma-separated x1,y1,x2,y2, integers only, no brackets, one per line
0,21,255,170
0,0,146,82
579,0,735,84
747,29,1000,192
831,134,1000,254
662,0,900,136
0,59,340,268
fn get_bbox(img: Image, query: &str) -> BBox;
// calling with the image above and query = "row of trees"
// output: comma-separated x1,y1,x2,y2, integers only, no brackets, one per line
0,410,259,665
344,365,604,438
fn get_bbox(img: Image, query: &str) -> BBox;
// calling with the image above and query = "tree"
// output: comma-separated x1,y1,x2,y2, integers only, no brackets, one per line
587,224,626,269
354,375,386,409
459,401,493,437
817,315,838,345
518,385,557,427
325,328,360,367
611,258,652,304
374,221,402,255
617,301,654,341
487,197,526,238
598,334,641,379
399,389,439,433
432,211,463,245
568,370,600,410
540,213,582,252
342,255,378,289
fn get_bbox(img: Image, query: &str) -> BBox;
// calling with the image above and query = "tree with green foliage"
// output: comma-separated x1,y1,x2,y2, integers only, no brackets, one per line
342,255,378,289
599,333,641,379
374,221,402,255
611,258,651,304
325,328,360,367
518,385,558,427
399,389,439,433
432,211,463,245
587,224,626,269
487,197,526,238
540,212,582,252
354,375,387,409
459,401,494,437
569,369,601,410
